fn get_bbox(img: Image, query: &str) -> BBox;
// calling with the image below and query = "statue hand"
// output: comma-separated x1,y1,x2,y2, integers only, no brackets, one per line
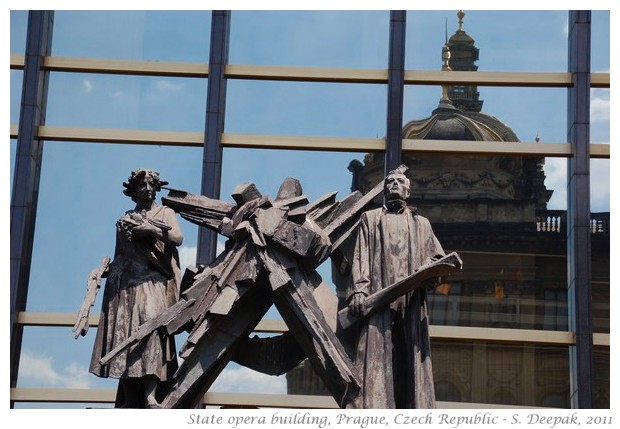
348,293,366,317
131,220,157,238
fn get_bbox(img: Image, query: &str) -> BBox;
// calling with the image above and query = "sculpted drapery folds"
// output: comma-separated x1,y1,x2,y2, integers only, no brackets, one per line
89,168,183,408
347,169,445,409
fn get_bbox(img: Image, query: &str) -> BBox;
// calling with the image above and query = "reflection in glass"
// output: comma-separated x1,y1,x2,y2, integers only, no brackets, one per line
593,348,610,408
10,70,23,124
406,10,568,72
404,86,568,145
18,326,118,391
288,342,572,408
230,10,389,68
590,158,609,335
10,140,17,197
590,88,610,144
10,10,28,54
591,10,611,72
226,80,386,139
53,11,211,62
46,73,207,131
432,342,570,407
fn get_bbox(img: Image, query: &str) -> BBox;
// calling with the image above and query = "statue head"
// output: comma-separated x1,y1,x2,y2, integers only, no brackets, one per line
123,168,168,202
384,169,411,202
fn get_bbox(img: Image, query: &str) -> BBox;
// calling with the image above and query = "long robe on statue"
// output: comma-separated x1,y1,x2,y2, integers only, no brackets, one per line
347,204,444,408
89,205,181,405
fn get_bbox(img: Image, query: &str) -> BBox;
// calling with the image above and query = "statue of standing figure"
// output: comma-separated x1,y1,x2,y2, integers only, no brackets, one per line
74,168,183,408
345,168,446,408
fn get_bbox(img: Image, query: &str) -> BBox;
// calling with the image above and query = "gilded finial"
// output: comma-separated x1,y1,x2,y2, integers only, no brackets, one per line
441,42,451,71
458,10,465,31
440,40,452,106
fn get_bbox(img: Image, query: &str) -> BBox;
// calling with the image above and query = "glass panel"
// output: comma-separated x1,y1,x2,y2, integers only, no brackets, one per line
593,348,610,408
53,11,211,62
230,10,389,68
287,341,573,408
406,11,568,72
591,10,610,72
17,326,118,391
226,80,386,138
10,10,28,54
591,159,609,334
10,139,17,197
591,88,610,144
46,73,207,131
27,141,202,313
404,86,568,144
10,70,23,124
345,154,568,330
211,361,287,395
432,342,570,407
222,148,364,203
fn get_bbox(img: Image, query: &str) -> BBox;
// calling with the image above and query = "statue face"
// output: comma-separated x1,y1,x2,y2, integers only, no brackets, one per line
136,175,156,203
384,173,410,201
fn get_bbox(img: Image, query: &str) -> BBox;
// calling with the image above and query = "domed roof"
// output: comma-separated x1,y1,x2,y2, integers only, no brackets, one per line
402,105,519,142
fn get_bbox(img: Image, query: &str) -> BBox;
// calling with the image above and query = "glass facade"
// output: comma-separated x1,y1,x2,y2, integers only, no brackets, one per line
53,11,212,62
405,10,569,72
46,73,208,131
9,10,609,410
229,10,390,68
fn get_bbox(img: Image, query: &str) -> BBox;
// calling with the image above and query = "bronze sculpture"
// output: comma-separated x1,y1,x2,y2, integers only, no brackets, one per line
76,166,460,408
75,168,183,408
346,168,446,408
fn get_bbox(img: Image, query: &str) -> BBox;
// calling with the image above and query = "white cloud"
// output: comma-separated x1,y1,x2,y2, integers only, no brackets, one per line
210,364,287,394
544,158,610,212
19,350,91,389
563,17,569,37
590,159,610,212
590,91,610,123
543,158,567,210
82,79,93,94
178,239,227,272
62,362,93,389
155,80,184,92
178,245,197,272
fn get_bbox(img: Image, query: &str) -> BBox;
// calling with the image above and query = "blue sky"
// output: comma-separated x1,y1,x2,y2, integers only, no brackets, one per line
5,5,613,410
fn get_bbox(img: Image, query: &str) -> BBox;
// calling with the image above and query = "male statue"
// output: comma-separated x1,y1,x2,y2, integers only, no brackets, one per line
346,168,445,408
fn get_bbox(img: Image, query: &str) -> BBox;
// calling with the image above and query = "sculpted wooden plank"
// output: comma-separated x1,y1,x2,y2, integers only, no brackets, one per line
160,280,273,409
162,188,235,232
265,248,360,407
99,298,196,366
338,252,463,330
73,256,110,339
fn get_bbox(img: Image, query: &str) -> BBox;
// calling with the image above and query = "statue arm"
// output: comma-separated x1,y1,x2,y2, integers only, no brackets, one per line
131,206,183,246
348,212,372,301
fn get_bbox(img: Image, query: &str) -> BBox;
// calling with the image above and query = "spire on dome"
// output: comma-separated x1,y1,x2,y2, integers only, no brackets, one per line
457,10,465,32
446,10,483,112
438,41,454,108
